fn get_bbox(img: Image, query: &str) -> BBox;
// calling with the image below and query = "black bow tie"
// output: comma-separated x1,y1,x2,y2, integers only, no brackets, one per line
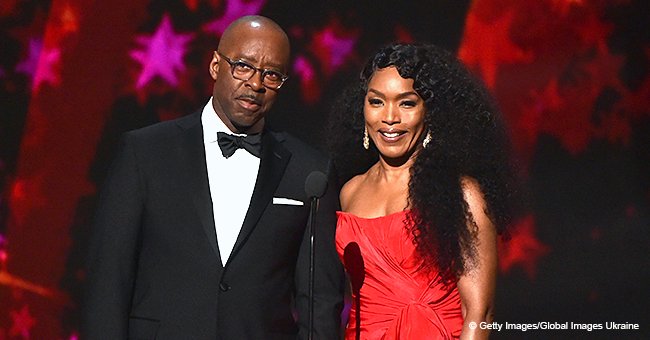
217,132,262,158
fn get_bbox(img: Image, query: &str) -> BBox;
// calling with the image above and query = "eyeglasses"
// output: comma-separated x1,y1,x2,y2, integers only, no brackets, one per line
217,51,289,90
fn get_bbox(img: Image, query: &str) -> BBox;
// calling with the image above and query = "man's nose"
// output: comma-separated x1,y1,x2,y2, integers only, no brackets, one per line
246,71,265,92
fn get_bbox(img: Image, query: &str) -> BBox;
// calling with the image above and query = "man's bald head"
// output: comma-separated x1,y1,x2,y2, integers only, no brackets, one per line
218,16,290,66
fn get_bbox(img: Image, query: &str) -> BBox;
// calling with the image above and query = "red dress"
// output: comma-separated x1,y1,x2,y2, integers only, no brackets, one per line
336,210,463,340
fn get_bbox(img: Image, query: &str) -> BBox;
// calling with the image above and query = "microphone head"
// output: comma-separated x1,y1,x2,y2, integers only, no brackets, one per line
305,171,328,198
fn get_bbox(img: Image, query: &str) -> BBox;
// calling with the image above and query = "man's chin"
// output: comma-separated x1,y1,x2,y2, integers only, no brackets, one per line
231,117,264,134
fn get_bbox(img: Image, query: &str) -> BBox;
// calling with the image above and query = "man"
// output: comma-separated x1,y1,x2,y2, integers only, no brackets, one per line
83,16,344,339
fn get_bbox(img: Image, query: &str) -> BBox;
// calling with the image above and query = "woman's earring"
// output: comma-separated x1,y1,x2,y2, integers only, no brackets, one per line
422,131,432,148
363,127,370,150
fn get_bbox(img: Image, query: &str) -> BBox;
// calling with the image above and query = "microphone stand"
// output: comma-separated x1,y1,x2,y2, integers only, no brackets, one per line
304,170,327,340
308,196,317,340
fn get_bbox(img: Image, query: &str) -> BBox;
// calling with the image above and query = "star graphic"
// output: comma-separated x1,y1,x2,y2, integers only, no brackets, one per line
184,0,199,11
513,78,563,159
58,3,80,36
0,0,19,17
308,19,358,77
202,0,265,36
394,25,414,44
582,42,626,96
9,305,36,338
617,47,650,116
575,8,613,49
499,215,550,280
458,9,533,89
550,0,584,17
130,15,194,89
292,55,320,104
16,38,43,79
546,41,627,150
15,38,61,92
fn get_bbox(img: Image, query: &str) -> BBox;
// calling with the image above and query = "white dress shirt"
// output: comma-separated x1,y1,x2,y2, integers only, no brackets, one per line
201,98,260,263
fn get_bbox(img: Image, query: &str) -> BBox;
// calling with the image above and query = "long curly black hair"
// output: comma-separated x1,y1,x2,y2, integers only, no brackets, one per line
328,43,518,284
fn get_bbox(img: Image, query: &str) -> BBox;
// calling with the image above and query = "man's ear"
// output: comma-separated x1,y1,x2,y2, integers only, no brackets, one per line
209,51,220,80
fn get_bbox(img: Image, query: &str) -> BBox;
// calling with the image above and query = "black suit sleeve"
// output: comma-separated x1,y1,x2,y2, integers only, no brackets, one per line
82,133,144,339
295,161,345,339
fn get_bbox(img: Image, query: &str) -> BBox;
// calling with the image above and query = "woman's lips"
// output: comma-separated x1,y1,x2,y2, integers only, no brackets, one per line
376,129,406,143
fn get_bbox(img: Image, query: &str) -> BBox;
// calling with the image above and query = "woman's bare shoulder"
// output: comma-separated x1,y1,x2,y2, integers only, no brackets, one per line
340,173,368,211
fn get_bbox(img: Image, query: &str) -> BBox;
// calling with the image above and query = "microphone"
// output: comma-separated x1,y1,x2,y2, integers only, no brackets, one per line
304,171,328,340
305,171,328,199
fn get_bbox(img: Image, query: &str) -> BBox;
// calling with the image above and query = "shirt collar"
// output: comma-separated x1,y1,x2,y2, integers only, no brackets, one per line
201,97,246,144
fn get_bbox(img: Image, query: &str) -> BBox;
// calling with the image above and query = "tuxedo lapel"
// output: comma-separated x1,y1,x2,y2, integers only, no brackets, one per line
177,113,224,267
228,131,291,263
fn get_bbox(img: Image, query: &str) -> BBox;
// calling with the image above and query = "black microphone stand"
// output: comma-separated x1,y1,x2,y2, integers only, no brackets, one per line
308,195,317,340
305,170,327,340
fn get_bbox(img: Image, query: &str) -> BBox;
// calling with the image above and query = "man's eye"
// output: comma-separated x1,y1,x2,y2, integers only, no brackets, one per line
264,71,282,81
234,62,254,71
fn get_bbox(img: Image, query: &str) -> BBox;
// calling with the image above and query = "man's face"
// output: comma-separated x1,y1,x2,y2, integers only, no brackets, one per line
210,27,289,134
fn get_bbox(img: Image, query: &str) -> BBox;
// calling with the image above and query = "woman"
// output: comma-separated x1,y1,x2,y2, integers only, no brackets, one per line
329,43,517,339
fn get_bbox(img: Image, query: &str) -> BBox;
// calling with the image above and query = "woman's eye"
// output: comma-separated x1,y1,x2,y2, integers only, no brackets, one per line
368,98,383,106
401,100,417,107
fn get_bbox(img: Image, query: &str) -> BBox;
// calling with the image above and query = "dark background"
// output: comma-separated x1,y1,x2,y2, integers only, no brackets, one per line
1,0,648,339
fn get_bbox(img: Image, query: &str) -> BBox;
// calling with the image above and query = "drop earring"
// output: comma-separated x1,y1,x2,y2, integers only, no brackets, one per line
422,131,432,148
363,126,370,150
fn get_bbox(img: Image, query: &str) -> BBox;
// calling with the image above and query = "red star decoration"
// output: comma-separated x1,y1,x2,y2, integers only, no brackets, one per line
202,0,265,36
0,0,19,17
518,40,627,155
184,0,199,11
499,215,550,280
458,8,533,89
58,3,80,36
539,80,594,154
550,0,584,17
616,47,650,118
307,17,359,78
394,25,414,43
10,305,36,339
511,78,564,161
575,7,613,50
561,41,627,149
582,42,626,94
292,55,320,104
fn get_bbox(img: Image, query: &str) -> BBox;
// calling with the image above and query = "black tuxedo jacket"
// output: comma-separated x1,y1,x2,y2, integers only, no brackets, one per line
83,111,344,339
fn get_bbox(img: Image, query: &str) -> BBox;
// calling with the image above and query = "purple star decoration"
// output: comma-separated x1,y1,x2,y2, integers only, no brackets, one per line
16,38,61,92
130,15,194,89
202,0,266,35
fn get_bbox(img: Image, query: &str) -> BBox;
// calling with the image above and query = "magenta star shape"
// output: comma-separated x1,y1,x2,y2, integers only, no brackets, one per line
10,305,36,338
130,15,194,89
292,55,320,104
16,38,61,92
202,0,266,36
309,23,358,77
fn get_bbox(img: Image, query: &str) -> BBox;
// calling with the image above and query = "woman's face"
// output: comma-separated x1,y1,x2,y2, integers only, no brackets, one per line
364,66,426,162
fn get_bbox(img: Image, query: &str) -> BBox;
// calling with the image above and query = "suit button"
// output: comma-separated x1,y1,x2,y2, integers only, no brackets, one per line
219,282,231,292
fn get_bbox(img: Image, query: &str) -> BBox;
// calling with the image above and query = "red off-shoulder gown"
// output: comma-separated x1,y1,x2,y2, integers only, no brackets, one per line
336,210,463,340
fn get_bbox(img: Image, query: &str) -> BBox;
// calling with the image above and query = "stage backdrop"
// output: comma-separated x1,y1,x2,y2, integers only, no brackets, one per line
1,0,648,339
